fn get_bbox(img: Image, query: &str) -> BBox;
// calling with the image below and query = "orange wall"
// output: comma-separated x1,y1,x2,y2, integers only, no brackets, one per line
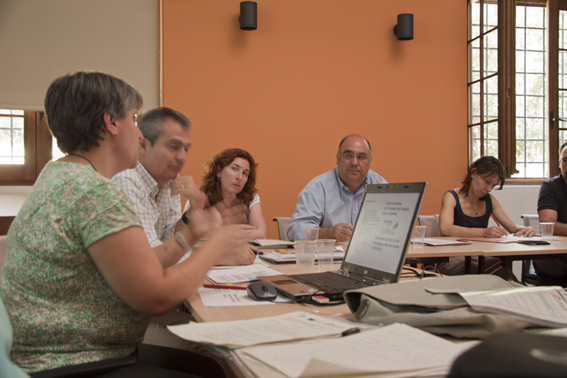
163,0,468,239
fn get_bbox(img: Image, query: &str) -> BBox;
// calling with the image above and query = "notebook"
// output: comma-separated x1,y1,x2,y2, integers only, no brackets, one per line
259,182,428,301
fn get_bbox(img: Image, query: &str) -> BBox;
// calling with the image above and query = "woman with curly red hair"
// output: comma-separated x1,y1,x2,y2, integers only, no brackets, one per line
199,148,267,239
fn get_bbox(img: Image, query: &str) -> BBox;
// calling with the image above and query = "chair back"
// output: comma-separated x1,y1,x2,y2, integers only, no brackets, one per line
272,217,292,241
417,215,441,237
521,214,540,233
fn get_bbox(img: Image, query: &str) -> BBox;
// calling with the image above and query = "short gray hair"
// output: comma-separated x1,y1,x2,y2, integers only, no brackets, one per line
138,107,192,145
45,71,143,153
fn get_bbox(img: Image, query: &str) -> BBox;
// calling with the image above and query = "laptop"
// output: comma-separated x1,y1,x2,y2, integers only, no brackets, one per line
259,182,428,301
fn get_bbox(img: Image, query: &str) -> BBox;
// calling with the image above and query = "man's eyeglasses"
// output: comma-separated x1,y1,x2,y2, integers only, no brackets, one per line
342,152,369,161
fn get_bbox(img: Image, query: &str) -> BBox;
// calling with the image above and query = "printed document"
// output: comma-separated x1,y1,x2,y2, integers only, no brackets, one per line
206,264,282,284
197,287,292,307
167,311,369,348
460,286,567,328
239,323,476,378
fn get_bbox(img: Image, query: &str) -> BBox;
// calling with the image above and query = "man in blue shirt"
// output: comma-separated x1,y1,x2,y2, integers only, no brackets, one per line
287,134,387,241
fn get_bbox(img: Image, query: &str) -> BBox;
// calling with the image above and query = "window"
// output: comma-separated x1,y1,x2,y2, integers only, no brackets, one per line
467,0,565,180
0,110,53,185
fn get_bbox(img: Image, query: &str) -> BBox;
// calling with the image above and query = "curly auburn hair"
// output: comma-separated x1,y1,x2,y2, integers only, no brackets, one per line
200,148,258,207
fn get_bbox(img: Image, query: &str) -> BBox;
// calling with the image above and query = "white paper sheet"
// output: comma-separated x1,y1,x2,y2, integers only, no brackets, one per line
206,264,283,284
460,286,567,328
241,323,477,378
197,287,292,307
167,311,369,348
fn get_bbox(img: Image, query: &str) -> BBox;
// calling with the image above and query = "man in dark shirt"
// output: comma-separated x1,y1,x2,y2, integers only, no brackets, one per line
536,141,567,277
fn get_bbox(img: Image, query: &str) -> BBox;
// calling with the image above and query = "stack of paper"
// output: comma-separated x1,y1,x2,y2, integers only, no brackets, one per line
411,238,471,246
237,323,476,378
459,286,567,328
250,239,295,248
167,312,477,377
206,264,283,284
167,311,371,348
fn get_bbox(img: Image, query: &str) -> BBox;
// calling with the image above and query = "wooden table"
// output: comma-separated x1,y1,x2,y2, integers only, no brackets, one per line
186,261,354,323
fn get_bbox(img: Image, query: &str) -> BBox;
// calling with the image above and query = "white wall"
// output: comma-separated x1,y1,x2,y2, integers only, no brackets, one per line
489,185,541,226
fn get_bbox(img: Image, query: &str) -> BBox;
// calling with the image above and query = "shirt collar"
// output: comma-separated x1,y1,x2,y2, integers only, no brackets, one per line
136,162,173,198
334,168,369,195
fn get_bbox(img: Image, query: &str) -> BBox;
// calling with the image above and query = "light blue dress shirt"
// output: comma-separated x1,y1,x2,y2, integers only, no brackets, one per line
287,168,387,241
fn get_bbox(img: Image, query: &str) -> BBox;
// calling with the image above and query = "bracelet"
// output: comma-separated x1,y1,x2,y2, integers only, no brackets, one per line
175,232,191,252
181,212,189,225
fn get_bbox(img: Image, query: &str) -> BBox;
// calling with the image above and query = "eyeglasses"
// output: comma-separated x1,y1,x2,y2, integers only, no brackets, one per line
342,152,369,161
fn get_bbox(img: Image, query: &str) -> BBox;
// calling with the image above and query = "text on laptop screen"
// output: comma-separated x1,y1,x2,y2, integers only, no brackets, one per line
344,192,420,274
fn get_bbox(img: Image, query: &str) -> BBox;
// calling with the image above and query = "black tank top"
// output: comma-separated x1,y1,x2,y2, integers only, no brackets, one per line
449,189,492,228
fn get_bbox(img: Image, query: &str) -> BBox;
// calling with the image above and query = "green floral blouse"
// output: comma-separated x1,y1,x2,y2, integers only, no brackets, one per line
0,162,149,373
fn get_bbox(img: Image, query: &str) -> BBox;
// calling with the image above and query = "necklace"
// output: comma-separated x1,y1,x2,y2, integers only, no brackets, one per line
67,153,97,172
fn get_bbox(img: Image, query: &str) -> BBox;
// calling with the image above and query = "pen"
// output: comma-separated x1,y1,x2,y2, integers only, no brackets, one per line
490,214,501,227
203,284,247,290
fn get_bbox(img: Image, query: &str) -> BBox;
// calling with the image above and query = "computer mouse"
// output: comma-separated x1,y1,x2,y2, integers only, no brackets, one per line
246,281,278,301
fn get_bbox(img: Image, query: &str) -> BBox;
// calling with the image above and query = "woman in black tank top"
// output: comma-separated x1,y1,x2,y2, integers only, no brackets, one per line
439,156,535,238
436,157,536,278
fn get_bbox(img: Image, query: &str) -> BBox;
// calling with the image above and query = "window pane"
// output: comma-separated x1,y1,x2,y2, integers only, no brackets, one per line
516,26,525,50
525,7,545,28
470,126,481,161
516,51,525,73
484,3,498,31
484,30,498,76
526,51,544,73
526,117,544,140
561,10,567,49
560,89,567,119
485,122,498,157
526,140,544,162
560,51,567,89
526,28,545,51
484,76,498,122
516,117,526,141
525,163,545,178
517,6,525,28
469,1,481,40
515,5,546,179
0,129,24,164
470,39,481,81
0,109,24,116
470,82,481,124
0,112,25,165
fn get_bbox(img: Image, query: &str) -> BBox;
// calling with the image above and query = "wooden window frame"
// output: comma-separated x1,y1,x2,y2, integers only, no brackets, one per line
469,0,567,182
0,111,52,185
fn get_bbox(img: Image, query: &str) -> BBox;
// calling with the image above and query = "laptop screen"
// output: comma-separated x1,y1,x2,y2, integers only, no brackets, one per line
341,182,427,283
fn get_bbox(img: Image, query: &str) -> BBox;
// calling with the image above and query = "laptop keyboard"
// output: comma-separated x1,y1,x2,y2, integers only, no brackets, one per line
290,273,371,292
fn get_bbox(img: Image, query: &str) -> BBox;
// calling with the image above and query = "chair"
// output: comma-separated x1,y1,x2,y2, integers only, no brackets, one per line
417,215,440,237
273,217,292,241
410,215,443,269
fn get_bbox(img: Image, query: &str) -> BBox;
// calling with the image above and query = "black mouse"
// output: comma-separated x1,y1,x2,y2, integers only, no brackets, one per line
246,282,278,301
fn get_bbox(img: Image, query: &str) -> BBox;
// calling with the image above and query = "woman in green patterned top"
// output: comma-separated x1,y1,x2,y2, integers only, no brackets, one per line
0,72,250,375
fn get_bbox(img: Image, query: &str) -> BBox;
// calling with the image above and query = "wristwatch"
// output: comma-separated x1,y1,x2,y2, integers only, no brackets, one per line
175,232,191,252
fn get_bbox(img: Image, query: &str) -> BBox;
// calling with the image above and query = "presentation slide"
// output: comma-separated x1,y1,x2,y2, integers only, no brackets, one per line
345,192,419,274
